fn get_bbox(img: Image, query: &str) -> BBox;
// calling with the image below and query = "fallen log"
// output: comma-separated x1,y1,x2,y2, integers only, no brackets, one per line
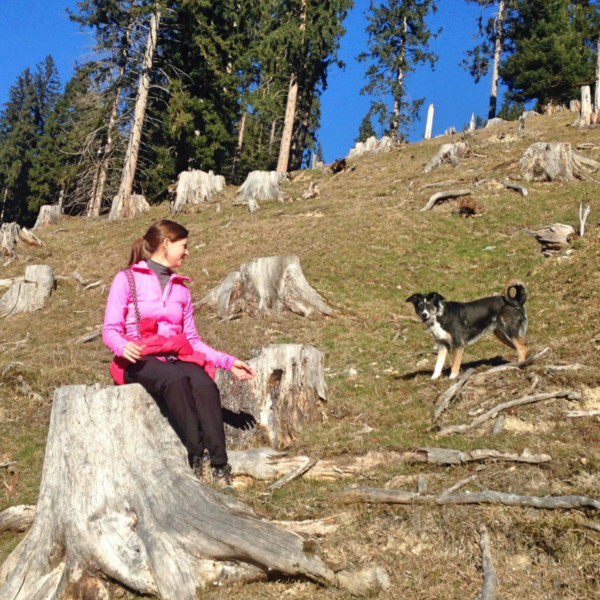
0,384,389,599
522,224,577,253
437,389,581,436
227,447,552,481
433,368,475,422
420,189,472,211
500,179,528,197
335,487,600,511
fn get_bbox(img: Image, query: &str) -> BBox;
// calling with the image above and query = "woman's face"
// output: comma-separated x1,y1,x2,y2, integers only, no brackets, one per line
162,237,189,269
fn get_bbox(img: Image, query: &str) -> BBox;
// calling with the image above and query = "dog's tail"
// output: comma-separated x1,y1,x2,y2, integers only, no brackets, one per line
503,279,527,307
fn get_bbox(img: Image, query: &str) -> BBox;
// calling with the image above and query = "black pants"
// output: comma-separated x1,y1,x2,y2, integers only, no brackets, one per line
124,357,227,467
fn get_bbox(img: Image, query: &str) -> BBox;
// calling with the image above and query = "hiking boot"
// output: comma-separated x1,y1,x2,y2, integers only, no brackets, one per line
189,452,209,480
211,463,235,491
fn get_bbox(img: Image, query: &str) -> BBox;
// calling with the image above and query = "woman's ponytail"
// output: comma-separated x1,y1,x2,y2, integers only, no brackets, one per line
128,236,148,266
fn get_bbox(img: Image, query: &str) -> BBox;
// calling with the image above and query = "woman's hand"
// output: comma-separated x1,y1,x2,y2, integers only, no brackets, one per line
230,359,256,381
122,341,145,363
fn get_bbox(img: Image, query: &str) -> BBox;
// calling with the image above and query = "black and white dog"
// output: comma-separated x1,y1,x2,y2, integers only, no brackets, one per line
406,281,528,380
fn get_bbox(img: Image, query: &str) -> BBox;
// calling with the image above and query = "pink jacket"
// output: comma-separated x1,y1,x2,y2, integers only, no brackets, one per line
103,261,236,372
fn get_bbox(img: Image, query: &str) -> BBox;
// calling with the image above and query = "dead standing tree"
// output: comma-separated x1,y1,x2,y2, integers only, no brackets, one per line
0,384,389,599
195,255,332,318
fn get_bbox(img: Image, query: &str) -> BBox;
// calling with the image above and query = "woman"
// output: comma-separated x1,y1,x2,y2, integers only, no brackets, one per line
103,219,255,488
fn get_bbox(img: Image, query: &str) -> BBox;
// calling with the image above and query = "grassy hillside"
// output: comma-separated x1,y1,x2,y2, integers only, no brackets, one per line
2,111,600,599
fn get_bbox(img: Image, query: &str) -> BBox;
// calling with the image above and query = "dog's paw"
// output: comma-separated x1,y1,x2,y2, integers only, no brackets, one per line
431,373,441,380
448,372,458,380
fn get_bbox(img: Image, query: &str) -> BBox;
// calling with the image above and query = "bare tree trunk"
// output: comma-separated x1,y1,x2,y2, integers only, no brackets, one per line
595,37,600,115
488,0,505,119
87,27,131,218
392,17,407,138
276,0,306,173
110,9,160,217
424,104,434,140
232,106,247,181
580,85,593,127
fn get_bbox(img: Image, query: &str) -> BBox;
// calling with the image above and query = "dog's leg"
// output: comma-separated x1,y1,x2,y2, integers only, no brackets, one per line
450,347,463,379
432,345,448,380
513,337,528,362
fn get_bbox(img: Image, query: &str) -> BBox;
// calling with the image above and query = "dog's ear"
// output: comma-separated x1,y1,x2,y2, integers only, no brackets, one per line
406,294,420,305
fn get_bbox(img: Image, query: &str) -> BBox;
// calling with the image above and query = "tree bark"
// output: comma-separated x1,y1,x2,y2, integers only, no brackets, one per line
217,343,327,449
195,255,332,318
110,8,160,219
488,0,505,120
0,384,389,599
423,142,469,173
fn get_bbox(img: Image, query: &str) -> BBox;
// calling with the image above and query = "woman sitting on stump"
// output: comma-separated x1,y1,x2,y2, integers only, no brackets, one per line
103,219,256,489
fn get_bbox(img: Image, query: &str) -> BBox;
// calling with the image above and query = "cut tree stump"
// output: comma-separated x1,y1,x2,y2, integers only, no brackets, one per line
0,384,389,599
522,223,577,253
195,255,332,318
234,171,289,212
33,204,62,229
0,265,55,318
519,142,600,182
108,193,150,220
170,169,225,213
0,223,45,259
217,343,327,449
423,142,470,173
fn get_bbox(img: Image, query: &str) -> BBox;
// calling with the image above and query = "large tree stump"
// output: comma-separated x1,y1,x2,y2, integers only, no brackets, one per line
0,265,55,318
234,171,289,212
108,194,150,220
195,255,332,318
423,142,470,173
0,223,45,259
170,169,225,212
33,204,62,229
218,343,327,449
522,223,577,254
0,384,389,599
519,142,600,182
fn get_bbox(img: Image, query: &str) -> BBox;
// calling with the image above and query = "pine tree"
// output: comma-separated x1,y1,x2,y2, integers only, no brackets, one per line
499,0,599,108
0,57,61,226
358,0,439,142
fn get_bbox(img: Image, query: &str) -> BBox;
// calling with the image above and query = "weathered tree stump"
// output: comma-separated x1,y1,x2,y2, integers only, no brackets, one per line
522,223,577,254
234,171,289,212
0,384,388,599
519,142,600,182
195,255,332,318
33,204,62,229
0,265,55,318
423,142,470,173
218,343,327,449
108,193,150,220
347,136,394,159
0,223,45,259
170,169,225,212
579,85,594,127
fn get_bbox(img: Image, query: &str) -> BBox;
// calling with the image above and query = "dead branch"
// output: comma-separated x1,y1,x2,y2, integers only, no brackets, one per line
270,513,351,537
437,389,581,436
269,457,319,491
442,474,478,495
565,410,600,418
474,526,497,600
433,368,475,422
421,180,460,189
335,487,600,511
69,327,102,345
500,179,528,197
421,189,472,211
472,347,549,380
0,462,17,470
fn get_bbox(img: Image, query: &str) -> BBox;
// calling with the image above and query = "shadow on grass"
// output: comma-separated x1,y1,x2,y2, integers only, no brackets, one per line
397,354,509,381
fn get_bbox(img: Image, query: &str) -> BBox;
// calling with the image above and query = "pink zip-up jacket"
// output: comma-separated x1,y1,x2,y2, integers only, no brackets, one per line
103,261,236,371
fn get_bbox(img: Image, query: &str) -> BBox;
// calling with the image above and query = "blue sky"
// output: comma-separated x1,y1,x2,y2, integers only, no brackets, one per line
0,0,499,164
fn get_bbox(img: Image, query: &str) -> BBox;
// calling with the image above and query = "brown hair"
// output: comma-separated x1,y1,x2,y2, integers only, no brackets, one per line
128,219,189,266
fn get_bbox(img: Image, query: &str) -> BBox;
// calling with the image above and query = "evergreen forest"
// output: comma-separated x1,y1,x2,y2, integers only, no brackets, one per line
0,0,599,227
